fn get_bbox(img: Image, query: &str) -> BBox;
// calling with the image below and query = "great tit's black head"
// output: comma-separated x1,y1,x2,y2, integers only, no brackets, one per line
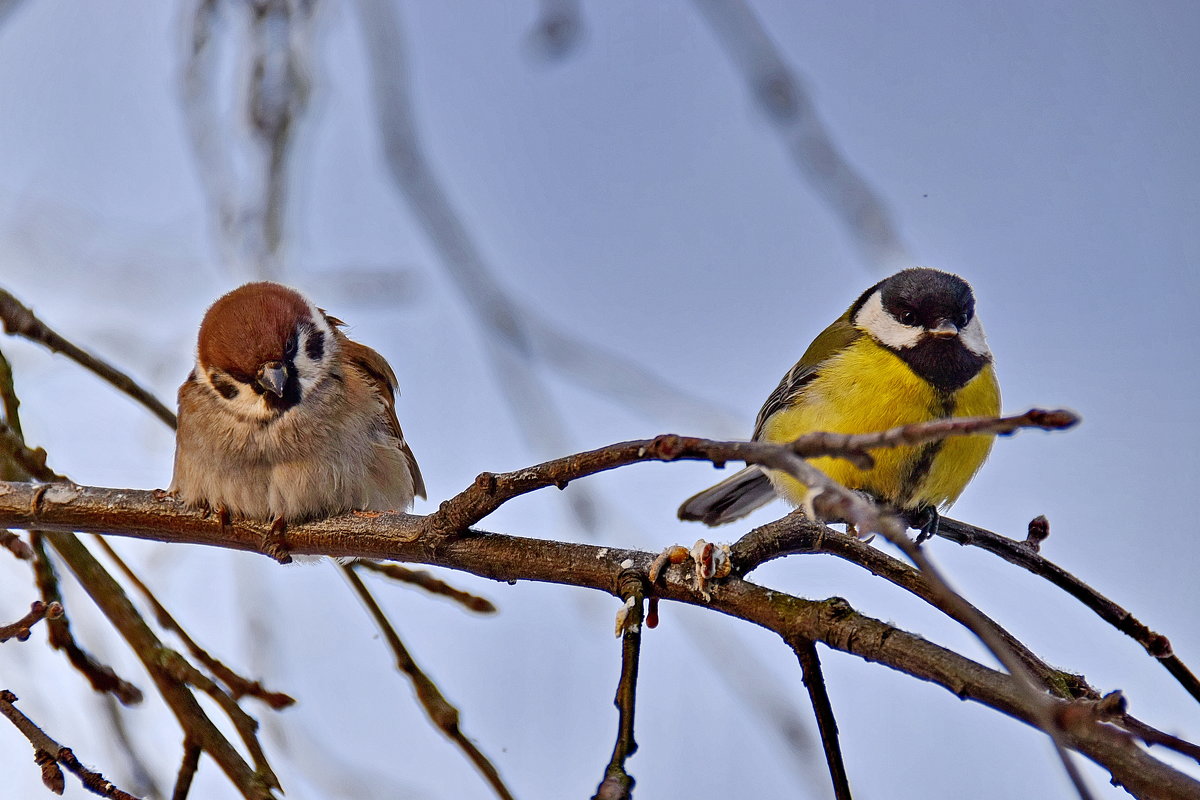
878,268,975,334
851,268,991,392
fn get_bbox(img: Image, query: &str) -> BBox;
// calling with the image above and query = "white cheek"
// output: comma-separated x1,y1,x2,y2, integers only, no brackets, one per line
854,291,922,349
960,315,991,357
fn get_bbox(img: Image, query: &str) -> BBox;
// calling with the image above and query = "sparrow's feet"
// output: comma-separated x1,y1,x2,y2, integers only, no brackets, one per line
262,516,293,565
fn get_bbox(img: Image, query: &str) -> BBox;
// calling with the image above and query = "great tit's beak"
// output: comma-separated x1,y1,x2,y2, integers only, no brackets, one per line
256,361,288,397
927,320,959,339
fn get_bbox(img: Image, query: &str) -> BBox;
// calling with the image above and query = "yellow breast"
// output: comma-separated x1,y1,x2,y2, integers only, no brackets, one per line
758,337,1000,510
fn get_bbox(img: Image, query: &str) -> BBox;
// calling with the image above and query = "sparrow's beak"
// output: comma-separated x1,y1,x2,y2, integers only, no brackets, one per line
927,320,959,339
256,361,289,397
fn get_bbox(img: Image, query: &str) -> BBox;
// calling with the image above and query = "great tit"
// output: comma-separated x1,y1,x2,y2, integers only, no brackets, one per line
678,267,1000,535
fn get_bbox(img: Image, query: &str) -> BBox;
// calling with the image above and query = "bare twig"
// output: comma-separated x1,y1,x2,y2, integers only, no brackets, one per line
415,410,1077,540
340,563,515,800
593,574,644,800
29,533,145,706
0,288,176,428
731,512,1092,699
938,516,1200,706
351,558,496,613
0,529,32,559
0,346,24,441
172,740,203,800
0,690,143,800
0,600,62,643
690,0,910,272
790,638,851,800
94,535,295,709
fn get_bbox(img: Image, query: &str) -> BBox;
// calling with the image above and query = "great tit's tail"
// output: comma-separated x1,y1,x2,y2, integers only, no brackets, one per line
677,466,777,526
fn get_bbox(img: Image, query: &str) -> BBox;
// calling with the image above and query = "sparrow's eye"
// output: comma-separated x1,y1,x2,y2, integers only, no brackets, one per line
898,309,917,326
284,334,299,360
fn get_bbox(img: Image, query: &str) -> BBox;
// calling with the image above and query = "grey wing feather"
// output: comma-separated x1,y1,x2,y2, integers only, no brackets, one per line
677,466,776,526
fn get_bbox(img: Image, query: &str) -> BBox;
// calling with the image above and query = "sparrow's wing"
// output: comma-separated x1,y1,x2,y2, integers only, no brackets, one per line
336,330,427,500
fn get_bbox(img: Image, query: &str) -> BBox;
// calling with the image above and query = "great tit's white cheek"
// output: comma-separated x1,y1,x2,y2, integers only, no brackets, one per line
854,290,922,349
960,315,991,358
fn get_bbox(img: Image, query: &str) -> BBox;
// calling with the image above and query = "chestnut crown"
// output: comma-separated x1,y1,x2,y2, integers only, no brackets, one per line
197,282,312,381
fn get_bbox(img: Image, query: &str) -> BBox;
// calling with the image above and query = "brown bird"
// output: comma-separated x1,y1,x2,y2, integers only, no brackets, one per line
170,282,424,559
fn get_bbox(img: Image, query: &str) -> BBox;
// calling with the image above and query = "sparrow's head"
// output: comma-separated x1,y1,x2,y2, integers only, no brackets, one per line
850,267,991,391
195,282,338,420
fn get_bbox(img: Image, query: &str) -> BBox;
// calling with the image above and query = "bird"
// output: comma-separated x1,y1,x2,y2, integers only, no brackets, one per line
170,282,425,561
678,267,1000,539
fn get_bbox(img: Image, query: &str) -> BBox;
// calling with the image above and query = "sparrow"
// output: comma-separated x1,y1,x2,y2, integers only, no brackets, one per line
170,282,425,560
679,267,1000,539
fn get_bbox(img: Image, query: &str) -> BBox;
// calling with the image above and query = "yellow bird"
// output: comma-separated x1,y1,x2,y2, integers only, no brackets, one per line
679,267,1000,537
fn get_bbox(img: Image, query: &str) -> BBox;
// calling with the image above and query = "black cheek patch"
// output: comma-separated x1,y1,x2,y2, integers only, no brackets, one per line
210,373,240,400
305,330,325,362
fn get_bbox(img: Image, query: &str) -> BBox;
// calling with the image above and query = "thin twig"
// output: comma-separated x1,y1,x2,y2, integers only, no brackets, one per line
29,533,145,705
593,573,644,800
340,563,516,800
790,638,851,800
172,740,203,800
0,346,24,440
0,288,176,428
351,559,496,613
0,689,144,800
415,410,1077,540
94,535,295,709
0,600,63,643
938,516,1200,706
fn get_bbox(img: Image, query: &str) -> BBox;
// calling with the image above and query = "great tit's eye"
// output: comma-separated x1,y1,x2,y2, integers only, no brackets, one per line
898,309,917,326
957,312,970,328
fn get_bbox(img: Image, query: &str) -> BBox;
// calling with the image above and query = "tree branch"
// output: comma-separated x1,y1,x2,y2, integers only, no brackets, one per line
0,482,1196,799
340,563,515,800
0,288,176,428
0,689,142,800
790,637,851,800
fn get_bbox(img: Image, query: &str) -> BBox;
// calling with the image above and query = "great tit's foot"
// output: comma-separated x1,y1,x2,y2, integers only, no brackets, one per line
908,506,940,544
263,516,293,565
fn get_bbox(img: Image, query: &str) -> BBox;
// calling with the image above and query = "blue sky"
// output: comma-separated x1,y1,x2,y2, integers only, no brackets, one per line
0,3,1198,798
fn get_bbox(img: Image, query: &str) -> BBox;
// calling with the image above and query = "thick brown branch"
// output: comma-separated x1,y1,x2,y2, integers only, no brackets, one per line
732,513,1094,700
0,482,1195,799
0,288,177,428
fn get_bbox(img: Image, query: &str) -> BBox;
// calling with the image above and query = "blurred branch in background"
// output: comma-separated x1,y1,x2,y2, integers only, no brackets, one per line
691,0,912,273
180,0,318,281
525,0,584,63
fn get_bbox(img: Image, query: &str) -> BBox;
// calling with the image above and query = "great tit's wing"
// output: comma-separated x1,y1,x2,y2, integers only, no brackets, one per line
752,315,860,440
333,322,428,501
678,465,775,526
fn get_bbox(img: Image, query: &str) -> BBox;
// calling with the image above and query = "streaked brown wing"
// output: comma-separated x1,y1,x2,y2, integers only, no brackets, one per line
336,329,427,500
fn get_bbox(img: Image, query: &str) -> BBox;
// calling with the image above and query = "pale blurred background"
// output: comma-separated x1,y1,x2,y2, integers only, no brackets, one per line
0,2,1197,798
